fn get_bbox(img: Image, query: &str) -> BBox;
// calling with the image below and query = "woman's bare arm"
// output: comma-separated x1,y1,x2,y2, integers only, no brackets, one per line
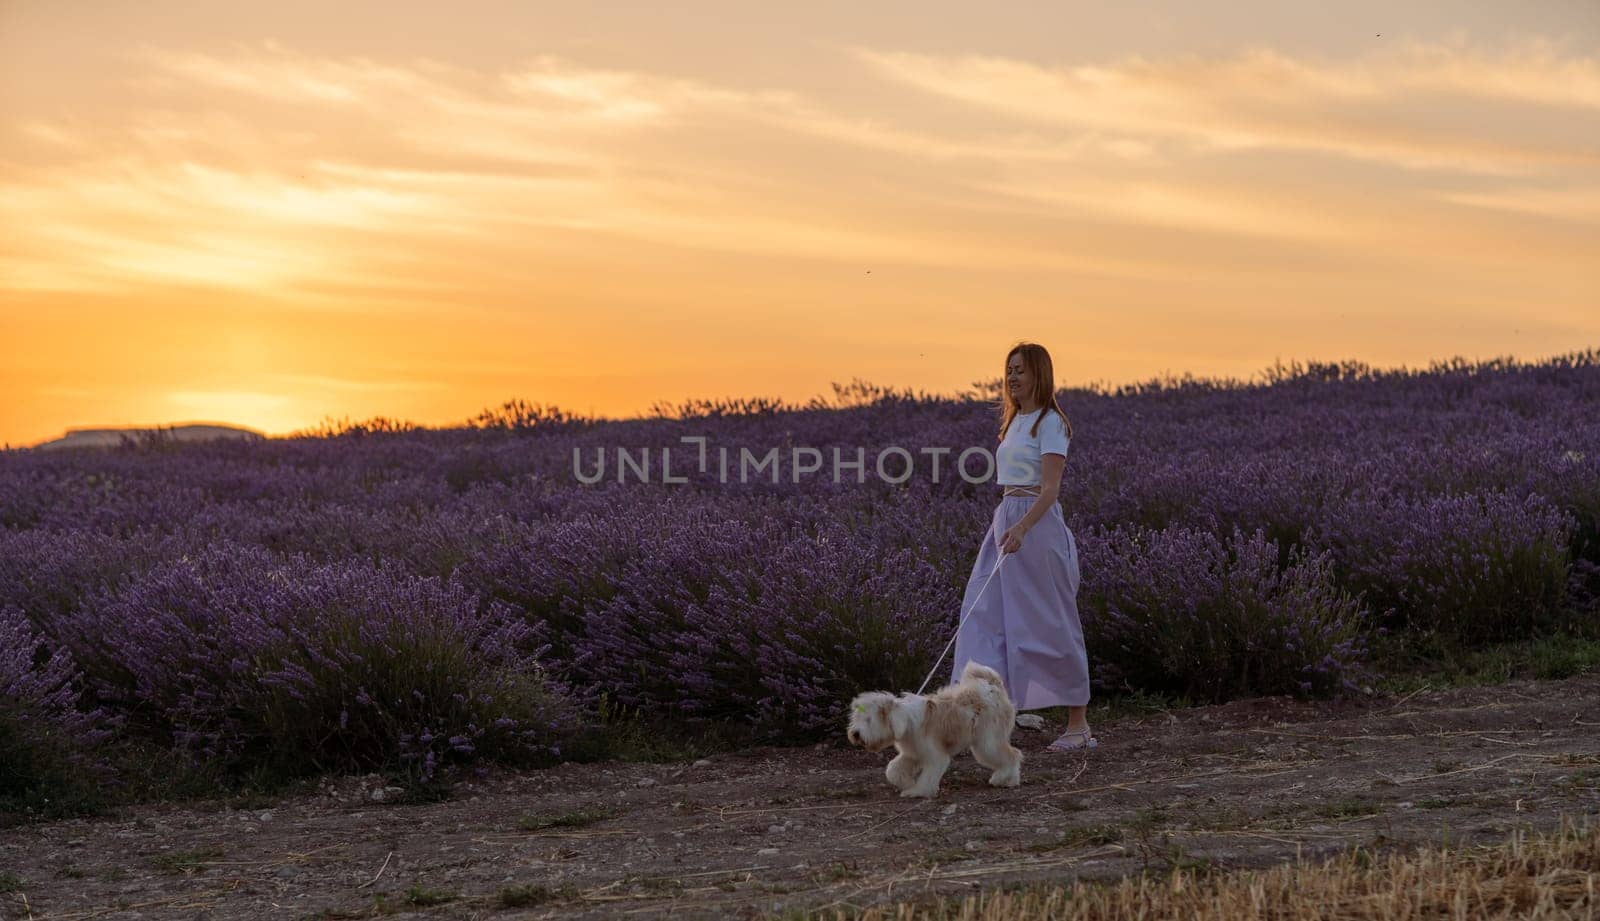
1014,453,1064,534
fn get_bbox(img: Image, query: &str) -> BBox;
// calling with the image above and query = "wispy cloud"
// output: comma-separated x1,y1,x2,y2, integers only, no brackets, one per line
974,177,1369,240
134,40,433,105
270,373,447,393
1433,185,1600,223
166,390,294,412
853,39,1600,175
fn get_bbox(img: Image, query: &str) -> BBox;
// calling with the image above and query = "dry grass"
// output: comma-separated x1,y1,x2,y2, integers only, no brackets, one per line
810,817,1598,920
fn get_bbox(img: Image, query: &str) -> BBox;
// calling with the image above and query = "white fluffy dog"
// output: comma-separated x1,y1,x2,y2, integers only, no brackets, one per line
845,662,1023,798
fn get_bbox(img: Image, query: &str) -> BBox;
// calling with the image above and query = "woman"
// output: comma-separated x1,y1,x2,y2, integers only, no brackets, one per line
951,341,1095,752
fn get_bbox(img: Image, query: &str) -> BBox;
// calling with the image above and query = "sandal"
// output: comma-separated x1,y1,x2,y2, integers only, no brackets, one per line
1046,726,1098,751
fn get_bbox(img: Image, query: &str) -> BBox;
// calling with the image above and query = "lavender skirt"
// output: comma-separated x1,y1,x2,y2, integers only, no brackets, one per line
951,495,1089,710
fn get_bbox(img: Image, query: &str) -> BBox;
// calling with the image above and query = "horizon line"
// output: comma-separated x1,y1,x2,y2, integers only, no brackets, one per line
12,345,1598,450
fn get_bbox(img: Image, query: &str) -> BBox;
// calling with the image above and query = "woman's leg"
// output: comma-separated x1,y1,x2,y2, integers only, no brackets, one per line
994,502,1089,711
1050,521,1094,745
1047,705,1096,750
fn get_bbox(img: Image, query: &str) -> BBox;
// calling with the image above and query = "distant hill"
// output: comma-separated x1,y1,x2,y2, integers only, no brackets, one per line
32,423,267,451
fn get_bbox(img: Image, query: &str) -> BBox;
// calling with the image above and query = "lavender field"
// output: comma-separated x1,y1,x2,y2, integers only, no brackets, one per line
4,354,1599,818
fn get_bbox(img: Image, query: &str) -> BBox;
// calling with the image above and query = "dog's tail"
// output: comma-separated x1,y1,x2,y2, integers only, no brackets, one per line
961,662,1006,689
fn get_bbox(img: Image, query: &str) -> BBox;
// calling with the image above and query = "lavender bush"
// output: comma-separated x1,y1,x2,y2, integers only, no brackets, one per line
1078,526,1370,700
1,605,117,814
573,517,961,735
49,547,577,781
1309,490,1573,644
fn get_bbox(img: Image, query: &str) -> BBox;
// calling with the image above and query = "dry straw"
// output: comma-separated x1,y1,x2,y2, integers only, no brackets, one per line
821,817,1597,921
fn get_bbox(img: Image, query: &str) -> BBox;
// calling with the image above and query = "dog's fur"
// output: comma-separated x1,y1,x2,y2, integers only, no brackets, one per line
845,662,1023,798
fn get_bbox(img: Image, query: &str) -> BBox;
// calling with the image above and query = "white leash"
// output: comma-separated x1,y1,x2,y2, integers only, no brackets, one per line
915,546,1010,695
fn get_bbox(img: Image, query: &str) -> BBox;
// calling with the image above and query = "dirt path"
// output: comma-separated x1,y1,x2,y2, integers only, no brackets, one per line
4,673,1599,921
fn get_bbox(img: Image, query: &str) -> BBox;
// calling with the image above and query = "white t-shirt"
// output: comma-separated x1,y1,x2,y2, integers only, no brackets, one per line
995,408,1070,486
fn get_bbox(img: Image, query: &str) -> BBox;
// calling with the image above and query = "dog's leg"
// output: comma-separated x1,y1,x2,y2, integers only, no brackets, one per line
885,752,920,792
901,748,951,798
972,733,1023,787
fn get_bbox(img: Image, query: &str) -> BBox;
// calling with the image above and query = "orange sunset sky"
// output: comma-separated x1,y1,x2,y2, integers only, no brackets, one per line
2,1,1597,448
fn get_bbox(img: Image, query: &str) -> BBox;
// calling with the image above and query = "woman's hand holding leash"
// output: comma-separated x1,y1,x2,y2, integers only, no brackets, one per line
997,524,1027,553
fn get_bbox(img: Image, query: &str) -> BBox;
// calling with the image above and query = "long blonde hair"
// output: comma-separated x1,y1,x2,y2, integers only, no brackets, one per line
997,341,1074,443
